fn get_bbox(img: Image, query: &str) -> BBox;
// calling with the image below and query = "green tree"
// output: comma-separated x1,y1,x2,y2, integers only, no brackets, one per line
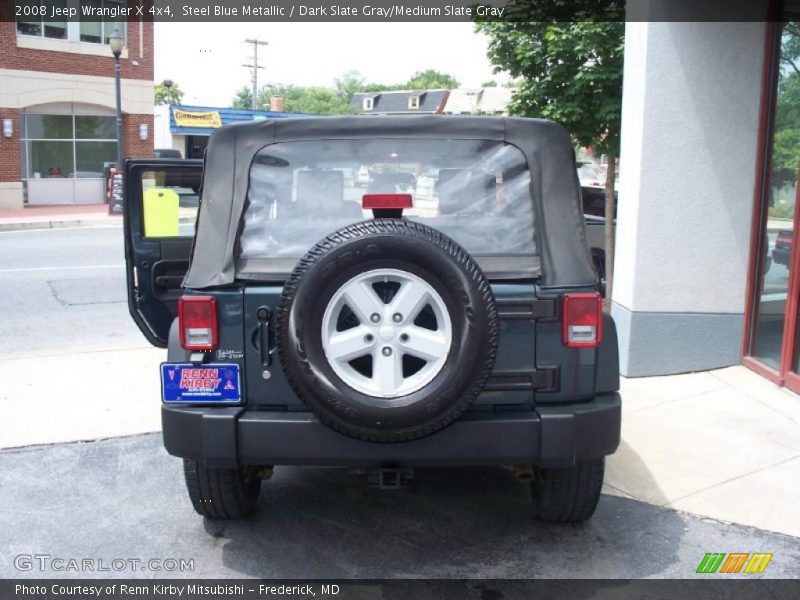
334,70,367,102
772,23,800,198
231,86,253,109
154,80,183,105
258,84,352,115
359,81,404,93
481,80,499,87
477,1,624,300
406,69,459,90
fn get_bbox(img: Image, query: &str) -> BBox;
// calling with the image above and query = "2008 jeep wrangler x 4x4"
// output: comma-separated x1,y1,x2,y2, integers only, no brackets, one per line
123,116,621,523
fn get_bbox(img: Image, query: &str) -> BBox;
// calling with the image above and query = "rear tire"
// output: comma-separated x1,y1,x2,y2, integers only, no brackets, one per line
183,460,261,519
531,458,604,523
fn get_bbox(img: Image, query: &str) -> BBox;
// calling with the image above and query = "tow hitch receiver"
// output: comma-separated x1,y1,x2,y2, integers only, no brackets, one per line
366,467,414,489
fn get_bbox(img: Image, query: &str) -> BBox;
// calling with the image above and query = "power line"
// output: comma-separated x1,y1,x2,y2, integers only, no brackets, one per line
243,38,268,110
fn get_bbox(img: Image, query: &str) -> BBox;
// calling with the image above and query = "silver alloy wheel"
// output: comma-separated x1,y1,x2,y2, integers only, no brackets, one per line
321,268,453,398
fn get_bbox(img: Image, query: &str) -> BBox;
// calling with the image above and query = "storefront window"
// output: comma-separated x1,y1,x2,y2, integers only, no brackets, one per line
16,0,125,45
102,1,126,44
20,139,27,182
79,1,102,43
29,141,74,179
749,22,800,370
75,115,115,139
22,111,116,180
25,115,72,139
79,0,126,44
75,142,117,178
16,0,67,39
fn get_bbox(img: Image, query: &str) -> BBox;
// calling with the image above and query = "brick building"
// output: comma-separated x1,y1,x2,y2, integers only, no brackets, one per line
0,3,154,208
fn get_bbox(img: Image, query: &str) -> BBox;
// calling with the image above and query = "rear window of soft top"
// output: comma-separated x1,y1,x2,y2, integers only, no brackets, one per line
238,137,537,267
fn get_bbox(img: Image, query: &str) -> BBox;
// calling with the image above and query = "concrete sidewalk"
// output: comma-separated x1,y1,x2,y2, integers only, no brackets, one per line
2,347,798,538
606,366,800,537
0,204,119,231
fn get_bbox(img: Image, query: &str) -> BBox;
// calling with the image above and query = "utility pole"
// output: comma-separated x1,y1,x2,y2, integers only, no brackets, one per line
242,38,268,110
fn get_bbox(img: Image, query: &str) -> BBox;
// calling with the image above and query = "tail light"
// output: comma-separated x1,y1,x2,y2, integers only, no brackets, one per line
563,293,603,348
178,295,218,350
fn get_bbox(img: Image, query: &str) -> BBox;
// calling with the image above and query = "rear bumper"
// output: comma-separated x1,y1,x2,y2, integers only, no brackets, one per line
162,393,621,469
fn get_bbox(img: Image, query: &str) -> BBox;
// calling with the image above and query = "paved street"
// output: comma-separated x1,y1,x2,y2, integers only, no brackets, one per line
0,225,142,359
2,433,800,579
0,225,164,446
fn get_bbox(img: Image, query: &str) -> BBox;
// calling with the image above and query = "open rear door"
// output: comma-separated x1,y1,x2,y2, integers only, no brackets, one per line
123,159,203,347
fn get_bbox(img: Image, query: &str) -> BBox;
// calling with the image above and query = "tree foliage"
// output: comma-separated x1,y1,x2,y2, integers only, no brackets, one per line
231,87,254,109
257,83,352,115
476,1,624,156
773,23,800,191
233,83,351,114
334,70,367,102
406,69,460,90
155,80,184,105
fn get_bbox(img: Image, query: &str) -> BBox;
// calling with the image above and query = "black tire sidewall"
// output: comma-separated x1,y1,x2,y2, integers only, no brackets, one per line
278,220,498,441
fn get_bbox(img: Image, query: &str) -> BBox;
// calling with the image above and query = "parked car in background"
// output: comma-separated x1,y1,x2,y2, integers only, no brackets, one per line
773,230,792,268
581,185,618,283
154,148,183,159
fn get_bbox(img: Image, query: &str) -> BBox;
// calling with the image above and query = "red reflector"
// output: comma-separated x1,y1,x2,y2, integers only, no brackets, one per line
562,292,603,348
178,295,218,351
362,194,413,209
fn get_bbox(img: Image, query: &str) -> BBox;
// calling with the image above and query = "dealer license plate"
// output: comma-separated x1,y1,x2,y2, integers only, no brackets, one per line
161,363,241,404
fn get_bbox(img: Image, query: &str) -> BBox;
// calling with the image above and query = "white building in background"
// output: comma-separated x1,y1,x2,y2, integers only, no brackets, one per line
0,13,154,208
612,2,783,387
442,87,515,116
153,103,306,159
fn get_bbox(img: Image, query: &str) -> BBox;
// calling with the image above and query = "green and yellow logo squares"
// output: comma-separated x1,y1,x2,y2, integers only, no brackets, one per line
696,552,773,574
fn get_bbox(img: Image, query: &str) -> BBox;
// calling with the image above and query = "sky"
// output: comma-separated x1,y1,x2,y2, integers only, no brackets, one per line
154,22,506,107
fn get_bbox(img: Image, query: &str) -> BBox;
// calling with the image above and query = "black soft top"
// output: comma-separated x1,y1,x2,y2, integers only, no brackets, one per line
183,115,596,289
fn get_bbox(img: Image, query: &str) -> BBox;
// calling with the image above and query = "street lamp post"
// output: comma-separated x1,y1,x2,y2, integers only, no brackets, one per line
108,29,124,168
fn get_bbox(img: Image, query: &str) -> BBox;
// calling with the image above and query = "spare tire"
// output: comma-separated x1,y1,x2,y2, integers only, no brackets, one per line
276,219,498,442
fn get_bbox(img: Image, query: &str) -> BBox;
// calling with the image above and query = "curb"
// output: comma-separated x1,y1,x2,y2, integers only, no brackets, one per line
0,218,122,232
0,216,195,232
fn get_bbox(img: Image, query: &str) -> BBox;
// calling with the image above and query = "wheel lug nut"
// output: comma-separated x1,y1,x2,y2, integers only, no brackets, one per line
392,313,403,323
365,334,374,343
399,333,409,343
370,313,381,323
382,346,392,356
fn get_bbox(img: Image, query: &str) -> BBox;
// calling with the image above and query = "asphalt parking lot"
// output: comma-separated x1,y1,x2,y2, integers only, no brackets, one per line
2,433,799,579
